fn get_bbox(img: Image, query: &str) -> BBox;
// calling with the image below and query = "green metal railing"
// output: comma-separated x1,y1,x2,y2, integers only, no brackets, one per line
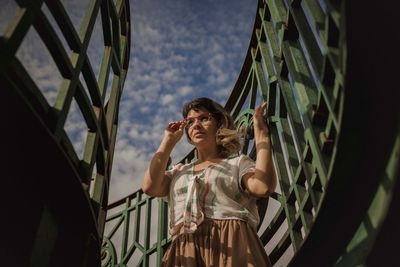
1,0,130,266
102,191,169,266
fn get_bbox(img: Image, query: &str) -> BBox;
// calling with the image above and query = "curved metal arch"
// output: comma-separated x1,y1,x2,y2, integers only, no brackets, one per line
1,0,131,266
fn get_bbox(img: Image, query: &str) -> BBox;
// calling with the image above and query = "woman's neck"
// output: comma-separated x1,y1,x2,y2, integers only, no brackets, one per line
196,146,220,163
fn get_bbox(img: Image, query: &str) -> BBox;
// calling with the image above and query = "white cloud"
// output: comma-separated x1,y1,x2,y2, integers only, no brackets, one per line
161,94,174,105
213,85,232,99
177,85,193,96
108,144,148,202
139,105,150,113
161,68,179,82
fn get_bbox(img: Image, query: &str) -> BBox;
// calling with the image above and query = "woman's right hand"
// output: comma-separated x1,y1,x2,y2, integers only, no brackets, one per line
164,119,186,145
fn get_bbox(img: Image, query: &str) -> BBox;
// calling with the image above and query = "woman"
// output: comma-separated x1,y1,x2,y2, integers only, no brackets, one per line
141,97,277,266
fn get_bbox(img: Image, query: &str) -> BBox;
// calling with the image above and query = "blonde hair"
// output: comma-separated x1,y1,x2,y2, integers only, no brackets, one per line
182,97,241,158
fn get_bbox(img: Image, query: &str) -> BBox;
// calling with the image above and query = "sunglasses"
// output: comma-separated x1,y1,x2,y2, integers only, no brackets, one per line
184,113,213,129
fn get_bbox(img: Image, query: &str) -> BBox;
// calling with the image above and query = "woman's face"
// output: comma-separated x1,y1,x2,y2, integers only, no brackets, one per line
186,108,218,147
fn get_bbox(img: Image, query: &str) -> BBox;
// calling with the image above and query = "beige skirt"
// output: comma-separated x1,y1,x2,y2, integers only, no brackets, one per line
161,219,272,267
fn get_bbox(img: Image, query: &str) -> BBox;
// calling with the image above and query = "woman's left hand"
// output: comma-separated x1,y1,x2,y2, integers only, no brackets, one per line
243,102,277,198
253,102,270,141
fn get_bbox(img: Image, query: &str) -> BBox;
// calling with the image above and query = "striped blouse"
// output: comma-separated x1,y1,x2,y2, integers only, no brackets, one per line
163,154,260,236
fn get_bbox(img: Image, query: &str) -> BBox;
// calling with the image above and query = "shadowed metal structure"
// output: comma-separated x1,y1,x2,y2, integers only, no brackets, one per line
1,0,130,266
1,0,399,267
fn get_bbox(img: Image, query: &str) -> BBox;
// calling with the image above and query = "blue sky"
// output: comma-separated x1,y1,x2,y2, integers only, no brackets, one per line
111,0,257,202
0,0,257,202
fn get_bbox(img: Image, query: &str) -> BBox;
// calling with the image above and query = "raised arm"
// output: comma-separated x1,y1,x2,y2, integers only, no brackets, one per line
141,120,186,197
242,102,277,198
